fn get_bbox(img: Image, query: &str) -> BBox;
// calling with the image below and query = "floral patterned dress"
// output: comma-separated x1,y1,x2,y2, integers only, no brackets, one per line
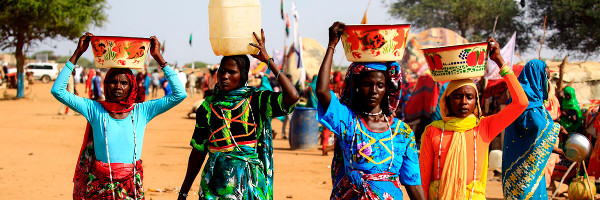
318,91,421,200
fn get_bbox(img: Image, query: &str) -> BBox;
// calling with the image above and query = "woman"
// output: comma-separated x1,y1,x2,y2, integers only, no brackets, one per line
419,38,529,199
316,22,425,200
178,30,300,200
51,33,186,199
502,60,560,199
560,86,583,133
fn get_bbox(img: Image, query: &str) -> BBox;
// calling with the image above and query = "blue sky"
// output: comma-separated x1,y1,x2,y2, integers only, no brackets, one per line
5,0,580,66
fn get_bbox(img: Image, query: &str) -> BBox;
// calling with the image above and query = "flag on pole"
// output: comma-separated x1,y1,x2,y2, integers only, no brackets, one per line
280,0,284,19
189,33,193,46
485,32,516,80
361,0,373,24
285,13,290,37
160,40,165,53
292,1,305,86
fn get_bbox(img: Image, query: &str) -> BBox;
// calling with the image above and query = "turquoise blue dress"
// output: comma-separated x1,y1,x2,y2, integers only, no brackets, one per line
502,60,559,199
318,91,421,199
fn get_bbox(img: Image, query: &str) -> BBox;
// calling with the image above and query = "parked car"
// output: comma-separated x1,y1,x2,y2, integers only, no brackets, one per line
7,63,59,83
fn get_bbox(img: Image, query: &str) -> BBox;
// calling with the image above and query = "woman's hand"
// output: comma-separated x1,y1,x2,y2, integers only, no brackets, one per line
150,36,167,67
487,37,505,66
328,22,345,48
69,32,93,64
249,29,270,62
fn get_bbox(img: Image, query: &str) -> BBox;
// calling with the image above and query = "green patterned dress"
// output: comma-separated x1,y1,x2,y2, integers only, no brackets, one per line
190,87,293,200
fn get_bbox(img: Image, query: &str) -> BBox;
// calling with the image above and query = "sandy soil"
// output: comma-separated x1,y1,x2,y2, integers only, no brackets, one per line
0,81,568,199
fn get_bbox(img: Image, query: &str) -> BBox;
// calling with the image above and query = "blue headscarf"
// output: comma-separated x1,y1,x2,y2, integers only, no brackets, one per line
502,60,559,199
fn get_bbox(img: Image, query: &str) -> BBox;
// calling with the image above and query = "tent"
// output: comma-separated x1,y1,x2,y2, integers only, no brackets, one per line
284,38,326,85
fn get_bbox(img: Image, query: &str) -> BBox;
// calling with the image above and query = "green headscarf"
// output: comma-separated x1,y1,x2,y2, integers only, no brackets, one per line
560,86,582,132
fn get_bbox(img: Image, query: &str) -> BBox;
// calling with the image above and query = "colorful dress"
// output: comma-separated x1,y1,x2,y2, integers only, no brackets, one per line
419,74,528,200
318,91,421,200
51,62,186,199
190,87,293,200
502,60,559,200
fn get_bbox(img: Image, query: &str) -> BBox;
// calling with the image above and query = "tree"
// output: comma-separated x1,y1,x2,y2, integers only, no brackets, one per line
388,0,535,52
0,0,107,98
528,0,600,58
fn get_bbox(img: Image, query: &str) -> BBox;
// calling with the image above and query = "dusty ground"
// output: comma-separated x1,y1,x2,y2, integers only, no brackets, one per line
0,81,571,199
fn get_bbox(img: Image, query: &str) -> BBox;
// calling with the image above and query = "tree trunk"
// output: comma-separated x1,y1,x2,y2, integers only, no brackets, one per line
15,33,25,98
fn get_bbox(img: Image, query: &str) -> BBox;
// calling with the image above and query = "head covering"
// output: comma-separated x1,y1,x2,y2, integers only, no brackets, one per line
208,86,256,109
99,68,138,113
561,86,582,132
502,59,559,199
340,61,401,115
438,79,481,122
426,79,482,200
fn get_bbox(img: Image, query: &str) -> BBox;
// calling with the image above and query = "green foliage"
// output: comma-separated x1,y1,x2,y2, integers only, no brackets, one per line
388,0,535,52
529,0,600,57
0,0,108,50
0,0,107,98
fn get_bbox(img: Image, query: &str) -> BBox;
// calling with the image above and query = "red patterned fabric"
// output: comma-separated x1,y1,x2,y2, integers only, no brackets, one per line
331,170,400,200
73,125,144,200
99,68,138,113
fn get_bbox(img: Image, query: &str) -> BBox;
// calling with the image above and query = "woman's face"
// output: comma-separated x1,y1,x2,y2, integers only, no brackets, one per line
356,71,386,110
447,85,477,118
218,58,241,92
106,73,131,101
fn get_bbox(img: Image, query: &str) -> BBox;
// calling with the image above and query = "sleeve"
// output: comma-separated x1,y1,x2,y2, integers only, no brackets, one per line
398,121,422,186
140,65,187,122
317,90,352,137
419,127,434,197
480,73,529,142
190,102,210,152
252,90,295,119
50,61,95,120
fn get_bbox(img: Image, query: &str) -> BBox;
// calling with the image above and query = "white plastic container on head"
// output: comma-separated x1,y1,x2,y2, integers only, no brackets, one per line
208,0,261,56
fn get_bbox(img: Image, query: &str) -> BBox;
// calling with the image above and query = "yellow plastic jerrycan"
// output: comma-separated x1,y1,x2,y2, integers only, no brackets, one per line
208,0,261,56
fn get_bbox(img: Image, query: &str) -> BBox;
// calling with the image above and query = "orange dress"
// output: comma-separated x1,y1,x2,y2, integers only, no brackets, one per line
419,73,528,199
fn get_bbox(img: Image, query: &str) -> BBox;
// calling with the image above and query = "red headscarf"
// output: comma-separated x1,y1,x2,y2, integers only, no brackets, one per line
99,68,138,113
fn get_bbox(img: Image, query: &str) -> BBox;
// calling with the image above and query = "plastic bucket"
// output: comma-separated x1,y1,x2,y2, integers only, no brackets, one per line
288,107,319,149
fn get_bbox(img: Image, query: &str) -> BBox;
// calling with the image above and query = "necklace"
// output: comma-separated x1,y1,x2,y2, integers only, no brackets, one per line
103,109,139,200
350,115,394,171
361,110,383,116
436,120,478,200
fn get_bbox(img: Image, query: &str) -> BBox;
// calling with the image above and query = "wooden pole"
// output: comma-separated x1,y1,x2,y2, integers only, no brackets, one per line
539,15,547,59
557,55,568,92
491,0,503,38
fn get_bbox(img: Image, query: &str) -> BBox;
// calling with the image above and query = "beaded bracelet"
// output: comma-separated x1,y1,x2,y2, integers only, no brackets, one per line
499,64,514,77
160,62,168,69
327,46,336,52
266,58,274,66
276,70,284,80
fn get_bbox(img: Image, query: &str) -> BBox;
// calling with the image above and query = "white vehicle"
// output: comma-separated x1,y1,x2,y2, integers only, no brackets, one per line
8,63,60,83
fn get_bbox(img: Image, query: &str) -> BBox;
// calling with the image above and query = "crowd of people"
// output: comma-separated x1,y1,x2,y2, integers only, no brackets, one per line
47,21,600,200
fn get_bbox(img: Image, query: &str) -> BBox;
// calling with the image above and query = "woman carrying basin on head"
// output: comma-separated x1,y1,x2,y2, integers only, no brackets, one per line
316,21,426,200
51,33,186,199
419,38,529,199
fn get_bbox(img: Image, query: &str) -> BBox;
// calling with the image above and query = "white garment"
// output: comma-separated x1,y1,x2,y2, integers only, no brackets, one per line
178,71,187,88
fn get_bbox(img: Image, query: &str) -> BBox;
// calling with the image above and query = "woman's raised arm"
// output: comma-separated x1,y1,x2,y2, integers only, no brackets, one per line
316,22,344,112
250,29,299,107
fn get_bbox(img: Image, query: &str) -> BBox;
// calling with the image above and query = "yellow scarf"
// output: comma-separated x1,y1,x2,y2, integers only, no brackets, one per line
427,79,487,200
